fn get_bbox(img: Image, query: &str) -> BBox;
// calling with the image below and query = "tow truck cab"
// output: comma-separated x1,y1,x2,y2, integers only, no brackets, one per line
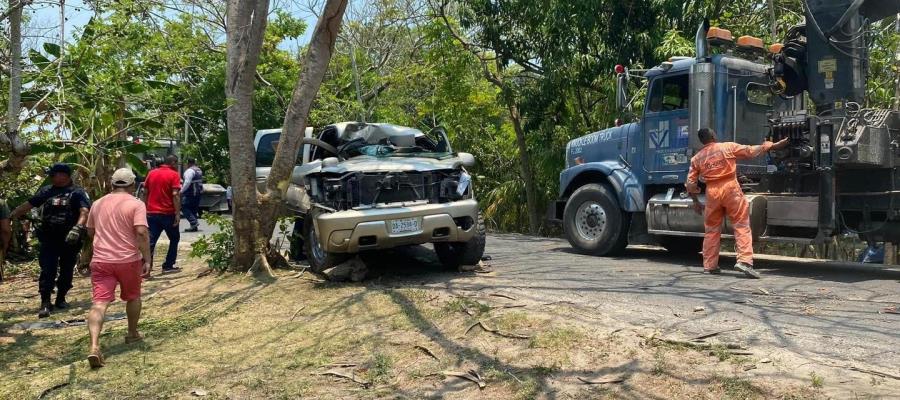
553,32,796,255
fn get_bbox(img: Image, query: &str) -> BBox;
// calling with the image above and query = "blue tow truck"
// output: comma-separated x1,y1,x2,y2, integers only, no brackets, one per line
551,1,900,257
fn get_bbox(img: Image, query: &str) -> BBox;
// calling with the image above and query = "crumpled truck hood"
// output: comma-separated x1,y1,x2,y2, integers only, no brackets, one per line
320,155,465,174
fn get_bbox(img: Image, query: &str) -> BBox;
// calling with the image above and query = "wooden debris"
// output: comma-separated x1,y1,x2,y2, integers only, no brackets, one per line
489,293,518,301
728,350,754,356
443,370,486,389
880,306,898,315
38,382,69,399
289,306,306,321
414,345,440,361
577,375,626,385
464,320,530,339
847,366,900,380
190,388,209,396
320,370,372,388
195,268,214,278
757,287,771,295
759,358,772,363
323,363,357,368
742,364,757,371
690,327,741,341
693,306,705,312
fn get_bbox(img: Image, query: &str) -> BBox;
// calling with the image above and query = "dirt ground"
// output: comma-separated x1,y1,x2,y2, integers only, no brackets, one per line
0,242,843,400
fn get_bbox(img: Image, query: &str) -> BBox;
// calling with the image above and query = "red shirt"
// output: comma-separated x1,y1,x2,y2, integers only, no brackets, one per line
144,165,181,214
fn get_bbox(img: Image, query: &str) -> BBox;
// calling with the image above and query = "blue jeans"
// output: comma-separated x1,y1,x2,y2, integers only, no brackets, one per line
181,193,201,228
148,214,180,269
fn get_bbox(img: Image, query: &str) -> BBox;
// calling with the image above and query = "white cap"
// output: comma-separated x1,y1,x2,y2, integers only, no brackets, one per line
111,168,136,187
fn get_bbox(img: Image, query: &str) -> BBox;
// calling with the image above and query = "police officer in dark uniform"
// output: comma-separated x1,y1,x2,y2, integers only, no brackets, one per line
11,163,91,318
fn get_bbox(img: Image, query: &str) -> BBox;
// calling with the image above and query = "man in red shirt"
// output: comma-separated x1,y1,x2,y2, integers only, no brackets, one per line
85,168,151,368
141,155,182,274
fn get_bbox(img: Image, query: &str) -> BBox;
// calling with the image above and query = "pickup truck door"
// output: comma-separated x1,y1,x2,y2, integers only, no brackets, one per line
642,73,692,183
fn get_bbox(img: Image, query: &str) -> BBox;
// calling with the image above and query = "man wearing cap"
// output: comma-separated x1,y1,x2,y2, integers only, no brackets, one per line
11,163,91,318
141,155,182,274
83,168,150,368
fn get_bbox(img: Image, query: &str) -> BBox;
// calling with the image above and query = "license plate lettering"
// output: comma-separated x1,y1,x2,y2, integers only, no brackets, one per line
390,218,420,234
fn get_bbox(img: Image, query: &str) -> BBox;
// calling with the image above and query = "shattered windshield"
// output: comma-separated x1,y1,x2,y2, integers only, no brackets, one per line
357,145,455,159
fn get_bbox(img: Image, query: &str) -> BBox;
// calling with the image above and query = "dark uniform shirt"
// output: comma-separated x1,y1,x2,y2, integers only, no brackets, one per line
29,185,91,237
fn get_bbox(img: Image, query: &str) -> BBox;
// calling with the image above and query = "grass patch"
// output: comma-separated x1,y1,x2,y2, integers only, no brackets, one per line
528,326,584,350
809,372,824,388
444,297,491,317
365,352,394,384
719,376,764,399
652,348,671,376
493,312,530,331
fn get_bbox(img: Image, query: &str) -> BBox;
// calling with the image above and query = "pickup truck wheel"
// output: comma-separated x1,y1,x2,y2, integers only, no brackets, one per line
304,210,349,273
434,212,486,269
563,184,629,256
657,236,703,255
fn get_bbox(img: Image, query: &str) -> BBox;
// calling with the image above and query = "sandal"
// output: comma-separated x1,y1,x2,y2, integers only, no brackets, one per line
125,333,144,344
87,350,105,369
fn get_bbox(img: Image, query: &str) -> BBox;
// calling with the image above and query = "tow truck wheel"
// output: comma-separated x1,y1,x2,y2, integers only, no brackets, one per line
303,210,349,273
563,184,629,256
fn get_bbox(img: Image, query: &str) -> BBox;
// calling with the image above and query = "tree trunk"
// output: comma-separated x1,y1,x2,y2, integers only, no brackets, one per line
1,3,28,176
225,0,270,270
504,93,540,235
258,0,349,240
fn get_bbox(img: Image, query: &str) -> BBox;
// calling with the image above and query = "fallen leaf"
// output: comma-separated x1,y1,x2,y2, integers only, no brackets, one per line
443,370,486,389
414,345,440,361
577,376,626,385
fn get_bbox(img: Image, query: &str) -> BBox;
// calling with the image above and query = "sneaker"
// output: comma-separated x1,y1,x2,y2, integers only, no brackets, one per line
702,268,721,275
38,303,52,318
184,226,199,233
54,299,70,310
161,267,182,274
734,262,761,279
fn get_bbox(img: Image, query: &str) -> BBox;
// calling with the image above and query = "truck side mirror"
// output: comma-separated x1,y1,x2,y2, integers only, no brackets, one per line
616,73,629,112
457,152,476,167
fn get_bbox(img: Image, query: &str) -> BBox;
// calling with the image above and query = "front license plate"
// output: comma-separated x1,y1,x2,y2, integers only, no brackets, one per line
390,218,420,234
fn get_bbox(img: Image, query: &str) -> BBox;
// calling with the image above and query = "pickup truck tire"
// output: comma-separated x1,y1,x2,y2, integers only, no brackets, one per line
657,236,703,255
563,184,629,256
434,212,486,269
304,210,350,273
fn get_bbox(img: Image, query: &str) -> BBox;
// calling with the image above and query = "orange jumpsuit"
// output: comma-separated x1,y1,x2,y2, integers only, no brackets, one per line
686,141,773,270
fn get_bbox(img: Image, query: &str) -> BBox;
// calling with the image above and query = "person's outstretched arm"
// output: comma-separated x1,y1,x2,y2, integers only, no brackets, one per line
732,138,789,160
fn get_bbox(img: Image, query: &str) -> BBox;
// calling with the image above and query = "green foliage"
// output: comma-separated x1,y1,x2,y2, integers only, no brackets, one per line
189,214,235,271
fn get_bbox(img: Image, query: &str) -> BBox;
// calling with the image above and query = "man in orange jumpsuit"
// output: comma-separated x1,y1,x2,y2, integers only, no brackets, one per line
686,128,788,278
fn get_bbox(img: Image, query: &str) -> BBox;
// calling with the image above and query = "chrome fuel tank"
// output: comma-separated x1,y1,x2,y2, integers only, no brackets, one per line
646,193,767,238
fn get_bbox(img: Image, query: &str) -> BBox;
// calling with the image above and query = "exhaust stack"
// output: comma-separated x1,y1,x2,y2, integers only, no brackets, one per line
695,19,710,61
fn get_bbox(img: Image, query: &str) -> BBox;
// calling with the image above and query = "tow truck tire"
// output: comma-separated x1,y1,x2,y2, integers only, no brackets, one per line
658,236,703,255
563,184,629,256
435,212,486,269
304,210,350,273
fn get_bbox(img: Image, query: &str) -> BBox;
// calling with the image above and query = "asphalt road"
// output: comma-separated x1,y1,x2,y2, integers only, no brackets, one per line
177,219,900,394
358,234,900,395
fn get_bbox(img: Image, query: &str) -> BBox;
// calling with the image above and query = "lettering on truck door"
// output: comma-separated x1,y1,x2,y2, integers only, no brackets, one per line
643,73,691,179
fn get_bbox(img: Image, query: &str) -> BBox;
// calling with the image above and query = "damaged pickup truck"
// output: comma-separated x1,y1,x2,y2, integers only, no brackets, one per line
254,122,485,272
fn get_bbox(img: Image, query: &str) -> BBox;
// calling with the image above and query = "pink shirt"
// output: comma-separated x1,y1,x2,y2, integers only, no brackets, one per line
87,192,149,264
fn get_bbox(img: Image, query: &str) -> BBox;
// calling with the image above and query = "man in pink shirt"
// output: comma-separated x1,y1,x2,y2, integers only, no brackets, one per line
85,168,151,368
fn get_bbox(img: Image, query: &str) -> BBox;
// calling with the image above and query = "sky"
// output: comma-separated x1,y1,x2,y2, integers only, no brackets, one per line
26,0,320,53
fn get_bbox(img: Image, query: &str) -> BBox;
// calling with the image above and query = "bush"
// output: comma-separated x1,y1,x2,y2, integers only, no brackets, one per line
189,214,234,271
